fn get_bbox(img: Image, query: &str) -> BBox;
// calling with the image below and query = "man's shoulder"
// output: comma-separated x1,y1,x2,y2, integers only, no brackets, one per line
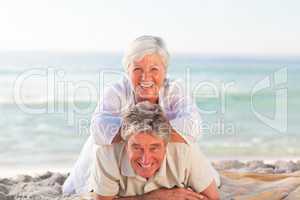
95,143,125,166
167,142,190,152
166,143,208,166
166,143,192,164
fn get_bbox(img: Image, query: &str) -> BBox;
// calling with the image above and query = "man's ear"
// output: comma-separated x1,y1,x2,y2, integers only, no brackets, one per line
112,132,123,143
125,140,129,151
163,139,168,147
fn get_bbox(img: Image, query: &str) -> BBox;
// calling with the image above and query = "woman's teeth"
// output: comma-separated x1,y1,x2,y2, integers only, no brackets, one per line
140,82,154,88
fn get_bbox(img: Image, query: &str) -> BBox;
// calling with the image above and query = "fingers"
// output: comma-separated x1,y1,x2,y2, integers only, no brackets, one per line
170,132,187,143
176,188,206,200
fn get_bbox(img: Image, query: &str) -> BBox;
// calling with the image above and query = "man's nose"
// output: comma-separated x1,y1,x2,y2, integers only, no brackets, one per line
141,151,150,164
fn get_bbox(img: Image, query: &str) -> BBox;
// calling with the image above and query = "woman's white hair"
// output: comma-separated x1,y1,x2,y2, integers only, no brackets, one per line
122,35,170,72
121,101,171,142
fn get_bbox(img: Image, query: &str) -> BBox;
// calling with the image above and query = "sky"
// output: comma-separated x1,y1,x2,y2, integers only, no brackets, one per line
0,0,300,55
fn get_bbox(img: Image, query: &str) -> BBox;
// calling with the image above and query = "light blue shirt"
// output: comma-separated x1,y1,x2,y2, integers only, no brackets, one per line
90,77,202,145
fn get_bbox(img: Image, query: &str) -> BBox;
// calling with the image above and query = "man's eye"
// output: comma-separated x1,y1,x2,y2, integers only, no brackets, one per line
150,147,159,152
132,146,141,151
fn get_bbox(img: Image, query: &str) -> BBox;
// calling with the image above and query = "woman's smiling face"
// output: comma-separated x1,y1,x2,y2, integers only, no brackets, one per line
128,53,166,103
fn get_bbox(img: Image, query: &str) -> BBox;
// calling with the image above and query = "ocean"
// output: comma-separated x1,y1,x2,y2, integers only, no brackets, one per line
0,52,299,175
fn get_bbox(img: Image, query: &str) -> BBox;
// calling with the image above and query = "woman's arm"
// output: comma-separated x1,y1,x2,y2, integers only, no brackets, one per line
90,82,125,145
166,80,202,142
90,79,202,145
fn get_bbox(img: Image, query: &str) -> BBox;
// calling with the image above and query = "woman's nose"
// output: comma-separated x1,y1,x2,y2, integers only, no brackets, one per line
141,71,151,81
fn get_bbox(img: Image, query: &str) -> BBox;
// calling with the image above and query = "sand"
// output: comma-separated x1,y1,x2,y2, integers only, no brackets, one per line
1,160,300,200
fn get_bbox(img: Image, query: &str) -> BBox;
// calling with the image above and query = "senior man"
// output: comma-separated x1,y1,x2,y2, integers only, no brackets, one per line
90,102,219,200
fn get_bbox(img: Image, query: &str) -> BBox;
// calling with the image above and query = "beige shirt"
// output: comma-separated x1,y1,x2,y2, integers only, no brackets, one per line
90,143,214,197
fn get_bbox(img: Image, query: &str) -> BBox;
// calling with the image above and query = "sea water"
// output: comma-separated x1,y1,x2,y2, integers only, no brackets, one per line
0,52,299,173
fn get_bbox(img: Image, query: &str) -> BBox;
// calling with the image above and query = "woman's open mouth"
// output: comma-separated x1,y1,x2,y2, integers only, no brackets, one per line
140,82,154,88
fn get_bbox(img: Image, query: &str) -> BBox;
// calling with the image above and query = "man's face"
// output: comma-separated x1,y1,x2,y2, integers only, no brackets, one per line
126,132,166,179
128,53,166,104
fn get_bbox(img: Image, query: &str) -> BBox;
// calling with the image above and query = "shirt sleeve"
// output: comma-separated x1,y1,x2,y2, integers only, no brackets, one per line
166,80,202,143
90,82,124,145
90,145,120,196
187,144,214,193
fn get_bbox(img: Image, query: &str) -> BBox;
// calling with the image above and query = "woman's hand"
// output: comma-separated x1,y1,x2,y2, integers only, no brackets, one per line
170,130,187,143
112,129,187,144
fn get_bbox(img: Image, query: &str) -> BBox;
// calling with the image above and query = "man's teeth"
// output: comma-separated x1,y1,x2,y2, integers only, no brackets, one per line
140,82,154,88
139,163,152,168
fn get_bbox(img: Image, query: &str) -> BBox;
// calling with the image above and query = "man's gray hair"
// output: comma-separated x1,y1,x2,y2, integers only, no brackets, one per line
122,35,170,72
121,101,171,142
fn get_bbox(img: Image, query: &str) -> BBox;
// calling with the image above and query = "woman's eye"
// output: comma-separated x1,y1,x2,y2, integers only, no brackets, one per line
133,68,142,73
151,67,159,71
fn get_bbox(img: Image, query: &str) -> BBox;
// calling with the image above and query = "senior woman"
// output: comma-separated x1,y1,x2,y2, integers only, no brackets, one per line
63,35,220,194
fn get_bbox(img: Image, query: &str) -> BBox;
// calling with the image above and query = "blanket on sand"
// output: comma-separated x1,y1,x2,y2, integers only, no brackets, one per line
1,160,300,200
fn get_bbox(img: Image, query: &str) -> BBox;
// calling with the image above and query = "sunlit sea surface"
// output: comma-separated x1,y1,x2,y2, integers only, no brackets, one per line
0,52,299,175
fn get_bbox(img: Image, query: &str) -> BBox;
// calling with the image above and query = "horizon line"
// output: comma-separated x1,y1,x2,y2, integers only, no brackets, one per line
0,49,300,59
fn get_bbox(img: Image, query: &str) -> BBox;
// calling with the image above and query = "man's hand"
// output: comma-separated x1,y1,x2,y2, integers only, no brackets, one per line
143,188,207,200
95,188,209,200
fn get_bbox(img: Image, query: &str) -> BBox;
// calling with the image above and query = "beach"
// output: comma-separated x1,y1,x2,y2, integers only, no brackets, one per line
1,160,300,200
1,53,300,199
1,0,300,198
